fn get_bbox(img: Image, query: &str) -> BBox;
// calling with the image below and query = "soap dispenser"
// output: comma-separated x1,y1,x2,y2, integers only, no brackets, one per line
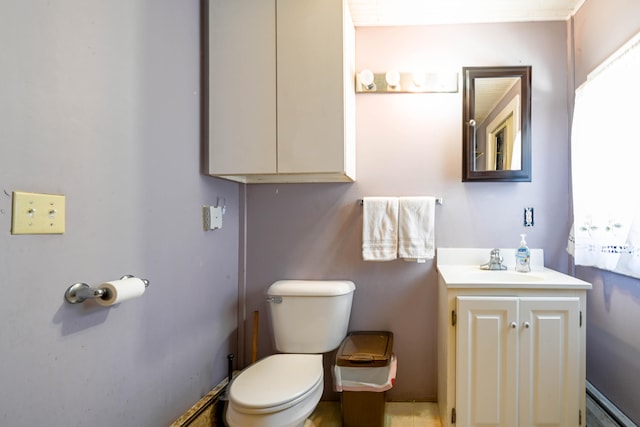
515,234,531,272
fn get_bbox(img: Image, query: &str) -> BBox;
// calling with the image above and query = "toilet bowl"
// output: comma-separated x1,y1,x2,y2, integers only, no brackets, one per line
226,354,323,427
225,280,355,427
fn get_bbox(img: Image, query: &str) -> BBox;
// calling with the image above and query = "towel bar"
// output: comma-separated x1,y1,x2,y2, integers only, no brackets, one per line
357,197,443,206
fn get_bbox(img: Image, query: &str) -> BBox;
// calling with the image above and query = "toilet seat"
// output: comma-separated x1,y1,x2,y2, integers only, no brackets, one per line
229,354,323,415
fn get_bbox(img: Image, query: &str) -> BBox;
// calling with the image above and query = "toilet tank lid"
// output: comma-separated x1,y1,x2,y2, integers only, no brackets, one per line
268,280,355,296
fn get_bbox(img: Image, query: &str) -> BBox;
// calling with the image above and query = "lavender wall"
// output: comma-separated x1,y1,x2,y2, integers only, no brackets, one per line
0,1,239,426
572,0,640,423
243,21,571,401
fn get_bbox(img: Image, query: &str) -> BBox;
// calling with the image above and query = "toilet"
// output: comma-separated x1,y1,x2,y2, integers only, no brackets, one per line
226,280,356,427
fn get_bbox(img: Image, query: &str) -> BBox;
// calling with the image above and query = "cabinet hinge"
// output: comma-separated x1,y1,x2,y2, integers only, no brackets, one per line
580,311,583,327
451,407,456,423
579,409,582,425
452,310,457,326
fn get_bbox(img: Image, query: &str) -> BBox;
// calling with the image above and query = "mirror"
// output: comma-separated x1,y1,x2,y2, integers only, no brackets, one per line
463,66,532,182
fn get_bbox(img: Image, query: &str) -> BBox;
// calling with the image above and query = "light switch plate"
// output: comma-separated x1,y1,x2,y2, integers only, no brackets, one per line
11,191,66,234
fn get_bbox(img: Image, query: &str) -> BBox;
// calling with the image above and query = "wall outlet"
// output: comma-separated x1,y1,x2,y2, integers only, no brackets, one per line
524,207,534,227
11,191,66,234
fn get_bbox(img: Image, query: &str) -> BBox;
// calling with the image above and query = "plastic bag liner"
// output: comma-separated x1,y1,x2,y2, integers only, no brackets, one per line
334,353,397,392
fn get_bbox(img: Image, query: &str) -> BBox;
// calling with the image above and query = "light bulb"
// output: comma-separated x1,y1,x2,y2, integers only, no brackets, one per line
385,70,400,88
412,71,426,87
358,69,375,90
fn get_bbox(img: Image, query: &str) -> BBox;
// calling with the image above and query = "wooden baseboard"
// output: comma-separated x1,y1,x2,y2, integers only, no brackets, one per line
170,378,228,427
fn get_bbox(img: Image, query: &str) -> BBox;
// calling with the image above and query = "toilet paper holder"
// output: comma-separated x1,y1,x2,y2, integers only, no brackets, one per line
64,275,150,304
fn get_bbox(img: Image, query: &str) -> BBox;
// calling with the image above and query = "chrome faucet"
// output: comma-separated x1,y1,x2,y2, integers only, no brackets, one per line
480,248,507,270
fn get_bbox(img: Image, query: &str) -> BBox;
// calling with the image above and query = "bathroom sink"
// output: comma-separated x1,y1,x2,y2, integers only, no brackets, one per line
463,268,545,283
436,248,592,289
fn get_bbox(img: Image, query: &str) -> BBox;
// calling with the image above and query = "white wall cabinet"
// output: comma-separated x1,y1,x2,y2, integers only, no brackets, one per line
206,0,355,183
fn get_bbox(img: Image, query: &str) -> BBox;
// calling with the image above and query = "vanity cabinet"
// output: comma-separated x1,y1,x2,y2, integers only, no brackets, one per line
436,248,592,427
206,0,356,183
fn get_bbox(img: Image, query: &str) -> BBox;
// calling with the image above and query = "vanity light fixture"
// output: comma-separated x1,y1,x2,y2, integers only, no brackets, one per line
355,69,458,93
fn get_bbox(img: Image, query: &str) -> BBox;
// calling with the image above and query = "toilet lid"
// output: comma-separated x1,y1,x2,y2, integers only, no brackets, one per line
229,354,323,414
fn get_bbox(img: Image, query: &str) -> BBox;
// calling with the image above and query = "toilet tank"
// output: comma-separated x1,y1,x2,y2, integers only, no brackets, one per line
267,280,355,353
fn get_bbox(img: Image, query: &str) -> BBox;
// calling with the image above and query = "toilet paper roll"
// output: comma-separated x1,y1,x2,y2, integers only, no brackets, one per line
96,277,146,306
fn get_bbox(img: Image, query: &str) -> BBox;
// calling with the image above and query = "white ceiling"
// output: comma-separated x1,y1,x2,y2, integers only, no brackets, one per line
347,0,586,26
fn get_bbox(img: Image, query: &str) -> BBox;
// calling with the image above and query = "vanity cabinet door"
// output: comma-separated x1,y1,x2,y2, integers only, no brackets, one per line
519,297,580,427
456,297,519,427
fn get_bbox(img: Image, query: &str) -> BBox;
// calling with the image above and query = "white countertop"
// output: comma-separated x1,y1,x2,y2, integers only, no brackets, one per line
437,248,592,290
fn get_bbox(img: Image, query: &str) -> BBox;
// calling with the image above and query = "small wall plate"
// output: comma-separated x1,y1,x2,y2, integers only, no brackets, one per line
524,207,534,227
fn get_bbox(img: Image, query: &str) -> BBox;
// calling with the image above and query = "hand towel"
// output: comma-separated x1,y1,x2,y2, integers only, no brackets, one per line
362,197,399,261
398,196,436,262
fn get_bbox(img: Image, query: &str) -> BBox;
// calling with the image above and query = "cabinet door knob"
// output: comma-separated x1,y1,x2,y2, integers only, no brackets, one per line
524,322,530,329
511,322,517,329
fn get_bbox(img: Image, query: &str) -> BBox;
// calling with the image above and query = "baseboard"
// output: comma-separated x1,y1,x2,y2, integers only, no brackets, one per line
170,378,228,427
586,380,637,427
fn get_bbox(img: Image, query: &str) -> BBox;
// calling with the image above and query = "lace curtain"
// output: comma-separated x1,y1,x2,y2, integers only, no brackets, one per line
568,32,640,278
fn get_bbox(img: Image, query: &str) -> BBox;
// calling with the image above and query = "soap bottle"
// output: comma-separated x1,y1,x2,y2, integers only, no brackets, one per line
515,234,531,272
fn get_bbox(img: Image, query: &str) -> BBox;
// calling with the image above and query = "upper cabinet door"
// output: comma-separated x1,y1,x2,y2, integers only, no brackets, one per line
207,0,277,176
276,0,356,178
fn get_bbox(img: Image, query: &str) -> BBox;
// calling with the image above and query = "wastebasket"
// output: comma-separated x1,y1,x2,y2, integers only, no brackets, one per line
334,331,396,427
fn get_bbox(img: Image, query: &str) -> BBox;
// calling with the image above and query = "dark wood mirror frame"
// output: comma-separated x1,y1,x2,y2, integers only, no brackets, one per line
462,66,532,182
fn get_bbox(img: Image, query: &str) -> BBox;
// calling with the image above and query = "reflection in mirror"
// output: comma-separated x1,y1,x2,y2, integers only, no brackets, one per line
463,66,531,182
474,77,520,171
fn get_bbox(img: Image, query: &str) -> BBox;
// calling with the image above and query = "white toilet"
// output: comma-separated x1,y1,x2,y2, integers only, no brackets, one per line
226,280,356,427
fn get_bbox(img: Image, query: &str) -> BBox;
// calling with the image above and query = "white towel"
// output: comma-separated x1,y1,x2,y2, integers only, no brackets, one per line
398,196,435,262
362,197,399,261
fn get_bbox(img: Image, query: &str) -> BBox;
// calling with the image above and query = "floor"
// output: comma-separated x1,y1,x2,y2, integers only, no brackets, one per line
304,397,624,427
305,401,441,427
